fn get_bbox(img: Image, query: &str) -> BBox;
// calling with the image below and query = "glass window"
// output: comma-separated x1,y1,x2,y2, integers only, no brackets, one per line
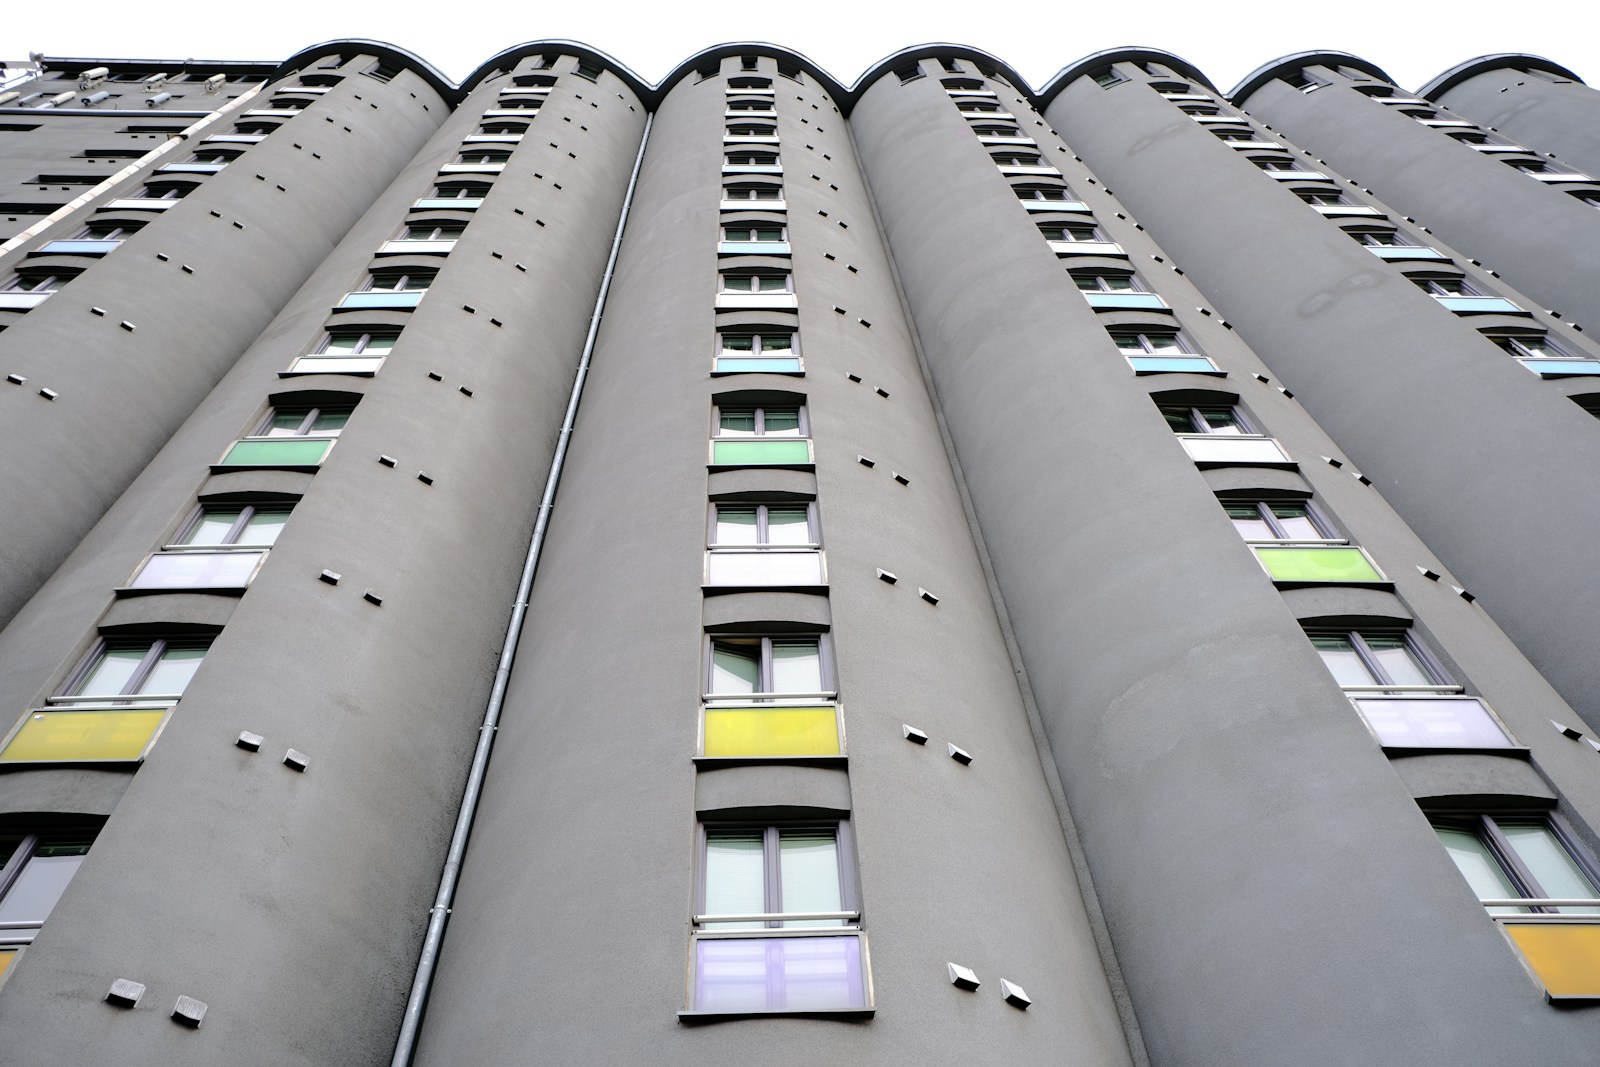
1160,404,1249,433
1072,271,1138,292
719,331,793,353
1115,330,1188,355
1015,184,1069,201
175,504,292,547
365,270,434,292
1041,223,1100,242
716,406,803,437
319,329,400,355
701,825,846,929
62,638,211,702
257,405,351,437
713,504,814,546
0,830,97,936
725,151,779,166
1432,816,1600,915
723,183,782,201
721,226,785,243
401,224,465,241
1224,501,1328,541
708,635,828,699
994,151,1043,166
719,272,790,293
1307,630,1445,690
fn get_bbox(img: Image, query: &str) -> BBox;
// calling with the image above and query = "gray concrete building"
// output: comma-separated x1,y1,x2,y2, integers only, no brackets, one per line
1,39,1599,1067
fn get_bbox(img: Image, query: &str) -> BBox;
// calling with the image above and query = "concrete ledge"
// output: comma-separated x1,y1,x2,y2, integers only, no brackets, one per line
695,762,852,817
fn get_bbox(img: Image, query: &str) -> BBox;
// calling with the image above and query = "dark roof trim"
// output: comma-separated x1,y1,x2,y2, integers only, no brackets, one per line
653,43,848,107
846,44,1034,107
1040,47,1216,107
460,40,652,100
39,56,280,79
1230,51,1394,106
1419,53,1584,101
276,39,457,102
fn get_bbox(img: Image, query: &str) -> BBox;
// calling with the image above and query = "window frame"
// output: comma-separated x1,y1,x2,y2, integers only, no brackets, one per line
713,404,808,437
1431,813,1600,914
694,819,860,928
251,404,352,438
704,633,835,703
708,501,820,549
52,636,212,706
1305,628,1454,693
170,502,294,549
1221,497,1340,544
0,825,101,947
718,270,792,295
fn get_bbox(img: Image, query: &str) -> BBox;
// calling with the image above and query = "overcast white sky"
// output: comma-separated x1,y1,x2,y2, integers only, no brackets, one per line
9,0,1590,95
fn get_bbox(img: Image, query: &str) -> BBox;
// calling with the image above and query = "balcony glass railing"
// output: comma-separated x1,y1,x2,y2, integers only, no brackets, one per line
1349,694,1516,751
0,705,172,765
700,703,842,759
717,241,790,255
1252,545,1385,584
705,549,825,588
1434,295,1524,314
1518,357,1600,377
284,355,384,376
338,290,425,309
37,240,120,254
1500,921,1600,1000
1128,354,1219,374
714,292,798,310
1176,434,1292,465
1083,291,1168,310
1050,240,1125,256
413,198,483,210
103,198,176,210
0,292,52,310
217,436,335,468
126,550,266,592
709,438,814,468
1368,246,1448,260
713,355,803,375
378,240,457,255
688,932,870,1015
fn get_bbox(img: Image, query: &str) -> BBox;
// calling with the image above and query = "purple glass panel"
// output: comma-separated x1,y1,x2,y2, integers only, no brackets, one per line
694,934,864,1012
1352,696,1515,749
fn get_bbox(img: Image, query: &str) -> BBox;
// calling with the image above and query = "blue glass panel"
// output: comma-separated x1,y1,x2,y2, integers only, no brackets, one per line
715,357,804,374
1127,356,1219,374
38,240,120,254
1435,296,1523,313
337,291,424,309
1084,292,1169,309
1521,358,1600,377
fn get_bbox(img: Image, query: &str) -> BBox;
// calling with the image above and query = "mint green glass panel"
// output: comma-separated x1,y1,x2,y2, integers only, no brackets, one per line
1085,292,1168,309
712,439,812,466
1254,546,1383,583
220,438,332,467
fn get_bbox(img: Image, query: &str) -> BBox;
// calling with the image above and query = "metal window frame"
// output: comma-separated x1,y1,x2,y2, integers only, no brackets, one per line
363,269,435,293
717,329,797,356
55,635,211,703
1432,813,1600,915
713,403,809,437
252,404,353,437
1224,498,1341,542
695,819,859,927
1112,328,1191,355
1308,628,1451,689
704,633,836,702
171,501,293,548
708,501,820,548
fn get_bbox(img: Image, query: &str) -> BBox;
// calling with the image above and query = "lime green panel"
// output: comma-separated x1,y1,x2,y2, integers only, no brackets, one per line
704,707,839,757
1254,546,1382,583
220,438,332,467
711,439,811,466
0,709,168,763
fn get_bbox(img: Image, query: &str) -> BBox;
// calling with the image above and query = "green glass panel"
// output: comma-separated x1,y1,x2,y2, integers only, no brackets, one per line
712,439,811,466
220,438,332,467
1254,546,1383,583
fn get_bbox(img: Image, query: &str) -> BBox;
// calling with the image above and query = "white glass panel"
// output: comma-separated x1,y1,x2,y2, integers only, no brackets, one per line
1310,636,1375,686
778,830,842,927
131,551,262,589
72,646,146,696
181,508,244,546
765,508,810,545
771,639,823,693
142,645,206,695
1178,437,1291,464
1435,826,1524,914
1353,697,1514,749
711,641,760,694
704,830,766,929
706,552,824,587
1226,507,1275,540
760,409,801,435
715,507,760,545
240,509,290,545
1501,822,1600,913
1272,507,1322,540
718,409,757,435
1364,636,1434,686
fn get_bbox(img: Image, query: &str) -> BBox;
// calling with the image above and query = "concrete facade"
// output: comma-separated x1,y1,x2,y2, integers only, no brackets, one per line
1,40,1598,1067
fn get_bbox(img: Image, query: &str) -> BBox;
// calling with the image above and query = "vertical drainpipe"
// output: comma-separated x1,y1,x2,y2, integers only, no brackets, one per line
388,109,655,1067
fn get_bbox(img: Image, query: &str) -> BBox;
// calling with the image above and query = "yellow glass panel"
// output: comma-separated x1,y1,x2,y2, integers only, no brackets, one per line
0,949,16,984
0,709,168,763
703,707,839,757
1504,922,1600,999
